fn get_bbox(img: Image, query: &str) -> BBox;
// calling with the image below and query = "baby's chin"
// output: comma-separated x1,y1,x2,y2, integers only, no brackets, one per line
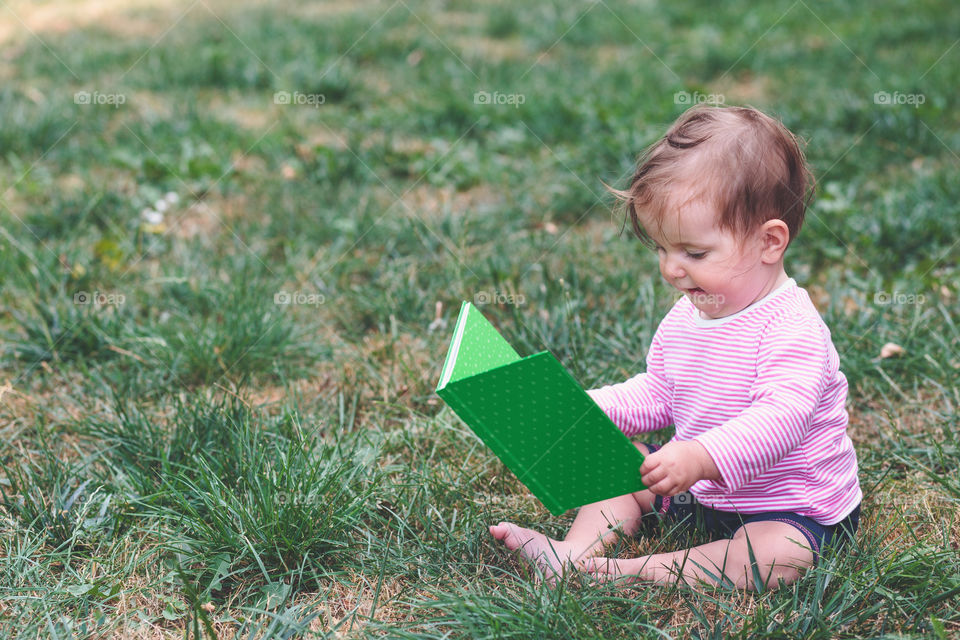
684,289,731,317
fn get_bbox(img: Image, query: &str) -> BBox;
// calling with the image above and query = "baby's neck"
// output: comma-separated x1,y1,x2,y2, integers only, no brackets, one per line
756,269,790,302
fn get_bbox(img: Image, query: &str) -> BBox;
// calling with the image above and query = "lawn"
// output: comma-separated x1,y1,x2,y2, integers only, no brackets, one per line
1,0,959,637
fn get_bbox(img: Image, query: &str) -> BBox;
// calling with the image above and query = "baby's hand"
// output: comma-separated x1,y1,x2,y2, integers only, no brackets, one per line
640,440,720,496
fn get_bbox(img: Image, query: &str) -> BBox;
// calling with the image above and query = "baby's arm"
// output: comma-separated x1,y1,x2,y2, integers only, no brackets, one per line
586,331,673,436
692,315,832,492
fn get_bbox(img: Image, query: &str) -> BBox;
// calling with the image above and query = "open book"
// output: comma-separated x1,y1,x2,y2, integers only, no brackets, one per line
435,301,645,515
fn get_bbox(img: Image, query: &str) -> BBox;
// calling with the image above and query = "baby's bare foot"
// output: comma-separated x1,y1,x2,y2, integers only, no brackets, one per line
489,522,578,580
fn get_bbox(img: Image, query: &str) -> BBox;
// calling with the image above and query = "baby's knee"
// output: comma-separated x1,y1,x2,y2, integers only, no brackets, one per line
731,523,814,590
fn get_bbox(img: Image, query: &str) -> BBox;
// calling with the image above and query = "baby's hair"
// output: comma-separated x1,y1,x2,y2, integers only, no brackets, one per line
608,104,815,250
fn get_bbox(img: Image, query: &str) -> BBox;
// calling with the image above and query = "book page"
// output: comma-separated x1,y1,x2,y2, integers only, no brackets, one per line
437,302,521,390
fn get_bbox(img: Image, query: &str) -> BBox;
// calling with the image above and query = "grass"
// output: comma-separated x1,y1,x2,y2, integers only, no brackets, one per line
1,0,959,636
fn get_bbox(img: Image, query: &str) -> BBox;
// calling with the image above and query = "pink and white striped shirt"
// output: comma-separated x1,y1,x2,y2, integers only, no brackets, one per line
587,277,862,525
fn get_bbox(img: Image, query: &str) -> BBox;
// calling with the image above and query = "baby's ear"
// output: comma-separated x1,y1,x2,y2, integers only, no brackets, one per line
760,219,790,260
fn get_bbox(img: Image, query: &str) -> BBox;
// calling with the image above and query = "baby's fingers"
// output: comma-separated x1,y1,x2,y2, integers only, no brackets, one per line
639,452,661,475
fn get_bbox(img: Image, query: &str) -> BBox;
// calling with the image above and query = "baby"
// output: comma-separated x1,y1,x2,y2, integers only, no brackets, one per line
490,104,862,590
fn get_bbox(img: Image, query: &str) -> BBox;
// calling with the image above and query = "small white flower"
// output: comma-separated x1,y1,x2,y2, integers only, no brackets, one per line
163,191,180,205
141,208,164,225
154,199,169,213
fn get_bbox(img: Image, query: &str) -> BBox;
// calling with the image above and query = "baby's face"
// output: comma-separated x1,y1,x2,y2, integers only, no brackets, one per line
638,198,777,319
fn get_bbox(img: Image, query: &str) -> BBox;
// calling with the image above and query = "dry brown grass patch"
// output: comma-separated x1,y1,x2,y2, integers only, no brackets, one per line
712,73,771,105
399,183,502,221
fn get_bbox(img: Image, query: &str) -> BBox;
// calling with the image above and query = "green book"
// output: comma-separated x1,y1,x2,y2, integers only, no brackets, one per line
435,301,645,516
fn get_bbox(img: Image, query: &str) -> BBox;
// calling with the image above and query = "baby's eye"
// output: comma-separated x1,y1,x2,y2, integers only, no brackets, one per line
686,251,707,260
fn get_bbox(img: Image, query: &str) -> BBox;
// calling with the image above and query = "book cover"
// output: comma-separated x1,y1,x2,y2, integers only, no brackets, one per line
435,301,645,516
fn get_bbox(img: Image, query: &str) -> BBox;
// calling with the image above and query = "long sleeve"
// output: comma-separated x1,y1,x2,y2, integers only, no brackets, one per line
586,330,673,436
693,314,831,492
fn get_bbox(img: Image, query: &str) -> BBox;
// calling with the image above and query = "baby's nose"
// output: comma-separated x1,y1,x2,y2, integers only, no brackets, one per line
661,255,685,279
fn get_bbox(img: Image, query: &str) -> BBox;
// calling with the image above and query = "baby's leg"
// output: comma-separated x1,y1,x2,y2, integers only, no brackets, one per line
490,444,657,577
587,520,815,590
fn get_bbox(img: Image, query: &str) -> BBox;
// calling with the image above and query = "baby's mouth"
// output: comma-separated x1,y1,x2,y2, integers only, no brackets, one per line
685,287,705,295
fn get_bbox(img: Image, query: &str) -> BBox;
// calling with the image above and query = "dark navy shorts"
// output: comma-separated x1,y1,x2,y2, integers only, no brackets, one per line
643,443,861,564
